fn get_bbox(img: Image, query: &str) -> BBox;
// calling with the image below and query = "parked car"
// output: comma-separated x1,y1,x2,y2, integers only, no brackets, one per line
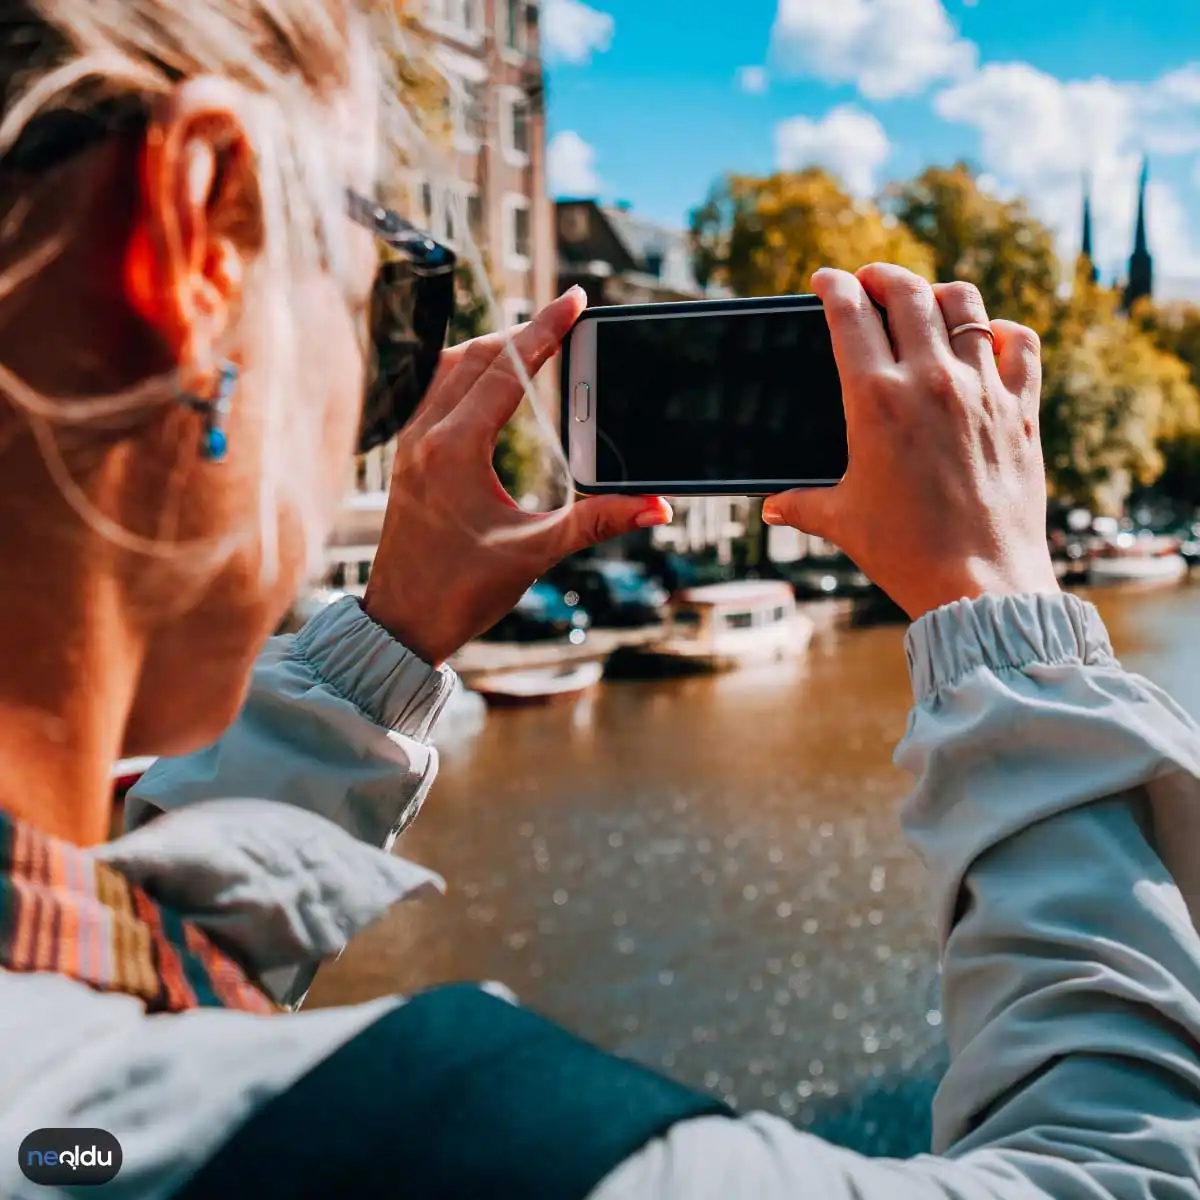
547,560,669,627
775,554,873,600
481,581,592,643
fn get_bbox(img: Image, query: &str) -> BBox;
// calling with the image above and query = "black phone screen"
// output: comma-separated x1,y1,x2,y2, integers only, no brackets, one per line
592,306,848,486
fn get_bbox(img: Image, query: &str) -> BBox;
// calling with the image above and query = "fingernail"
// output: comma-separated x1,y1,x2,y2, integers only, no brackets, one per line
562,284,586,302
635,499,672,528
762,501,783,525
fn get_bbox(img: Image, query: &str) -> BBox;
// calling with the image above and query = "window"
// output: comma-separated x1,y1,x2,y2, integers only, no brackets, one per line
723,611,755,630
467,192,484,240
513,206,531,259
502,0,526,55
501,194,530,267
512,99,530,156
428,0,483,38
503,195,532,268
501,89,531,164
466,82,487,141
449,78,487,147
511,96,530,157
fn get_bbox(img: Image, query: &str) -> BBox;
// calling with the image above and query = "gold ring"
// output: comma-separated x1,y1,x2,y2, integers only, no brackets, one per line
948,322,996,349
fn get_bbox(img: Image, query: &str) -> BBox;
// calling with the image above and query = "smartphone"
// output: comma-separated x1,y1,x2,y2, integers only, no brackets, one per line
561,294,848,496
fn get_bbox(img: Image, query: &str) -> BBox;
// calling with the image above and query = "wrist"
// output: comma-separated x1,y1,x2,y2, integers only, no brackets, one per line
361,587,448,668
904,556,1061,621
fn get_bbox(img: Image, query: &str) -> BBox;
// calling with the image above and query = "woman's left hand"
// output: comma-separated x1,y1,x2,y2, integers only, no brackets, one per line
362,287,672,666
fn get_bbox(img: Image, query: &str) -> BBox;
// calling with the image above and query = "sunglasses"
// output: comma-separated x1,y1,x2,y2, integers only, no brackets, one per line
1,102,457,456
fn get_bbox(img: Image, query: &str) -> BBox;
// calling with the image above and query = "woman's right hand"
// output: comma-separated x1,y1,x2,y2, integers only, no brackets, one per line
763,263,1060,621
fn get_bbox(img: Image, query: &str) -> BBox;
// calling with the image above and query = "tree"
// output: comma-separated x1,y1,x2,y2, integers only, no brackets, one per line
1040,279,1200,513
890,164,1062,334
690,169,934,298
1130,298,1200,509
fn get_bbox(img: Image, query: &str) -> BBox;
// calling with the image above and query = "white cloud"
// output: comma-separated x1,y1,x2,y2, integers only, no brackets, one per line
934,62,1200,281
775,105,892,197
542,0,614,65
736,66,770,95
547,131,602,197
770,0,976,100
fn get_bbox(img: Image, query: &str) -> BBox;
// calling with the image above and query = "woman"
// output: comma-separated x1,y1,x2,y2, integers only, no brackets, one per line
1,2,1198,1197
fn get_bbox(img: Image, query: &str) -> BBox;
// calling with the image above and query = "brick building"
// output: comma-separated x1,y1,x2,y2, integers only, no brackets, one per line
327,0,556,593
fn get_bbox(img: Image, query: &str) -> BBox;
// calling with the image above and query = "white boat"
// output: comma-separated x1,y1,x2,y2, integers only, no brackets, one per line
1089,554,1189,585
1089,532,1188,586
473,659,606,707
632,581,814,673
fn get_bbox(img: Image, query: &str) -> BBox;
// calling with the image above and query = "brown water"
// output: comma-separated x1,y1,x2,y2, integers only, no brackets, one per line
310,582,1199,1154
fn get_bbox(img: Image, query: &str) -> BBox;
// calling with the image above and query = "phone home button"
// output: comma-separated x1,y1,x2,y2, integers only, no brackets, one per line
573,382,591,422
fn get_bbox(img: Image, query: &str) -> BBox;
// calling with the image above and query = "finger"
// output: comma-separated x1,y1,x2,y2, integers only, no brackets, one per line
811,268,895,389
932,281,999,376
855,263,949,364
445,287,589,438
413,322,534,430
992,320,1042,405
762,485,843,543
551,495,673,561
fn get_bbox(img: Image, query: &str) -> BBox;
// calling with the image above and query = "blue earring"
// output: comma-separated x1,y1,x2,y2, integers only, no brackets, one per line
178,360,238,462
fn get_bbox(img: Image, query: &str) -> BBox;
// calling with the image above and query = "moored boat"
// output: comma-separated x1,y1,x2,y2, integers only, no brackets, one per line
472,660,605,707
1088,532,1188,586
627,581,814,673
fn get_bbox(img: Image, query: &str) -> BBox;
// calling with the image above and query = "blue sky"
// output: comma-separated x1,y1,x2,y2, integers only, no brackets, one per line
541,0,1200,293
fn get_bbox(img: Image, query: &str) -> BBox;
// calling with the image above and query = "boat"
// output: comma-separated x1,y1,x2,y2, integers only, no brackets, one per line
472,659,606,707
625,581,814,673
1088,532,1188,586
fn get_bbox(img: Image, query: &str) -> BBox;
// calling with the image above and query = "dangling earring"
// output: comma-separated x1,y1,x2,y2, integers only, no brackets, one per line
178,360,238,463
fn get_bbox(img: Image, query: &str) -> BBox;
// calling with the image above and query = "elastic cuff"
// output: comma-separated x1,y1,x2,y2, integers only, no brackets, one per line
292,597,457,739
905,592,1117,704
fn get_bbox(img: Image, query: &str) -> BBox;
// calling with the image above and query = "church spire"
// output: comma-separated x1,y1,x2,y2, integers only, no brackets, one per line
1080,174,1098,284
1123,156,1153,310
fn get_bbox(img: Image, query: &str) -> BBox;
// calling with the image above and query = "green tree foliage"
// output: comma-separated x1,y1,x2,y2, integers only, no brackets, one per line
1040,278,1200,513
1131,299,1200,508
690,160,1200,515
890,164,1061,335
690,169,934,297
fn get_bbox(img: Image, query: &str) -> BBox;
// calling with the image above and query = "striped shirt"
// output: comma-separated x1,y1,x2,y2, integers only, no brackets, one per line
0,806,276,1014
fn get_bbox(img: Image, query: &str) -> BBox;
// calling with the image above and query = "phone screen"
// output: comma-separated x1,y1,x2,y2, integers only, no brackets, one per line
592,307,847,486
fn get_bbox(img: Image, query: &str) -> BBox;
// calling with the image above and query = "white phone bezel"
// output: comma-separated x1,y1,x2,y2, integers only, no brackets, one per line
566,316,599,486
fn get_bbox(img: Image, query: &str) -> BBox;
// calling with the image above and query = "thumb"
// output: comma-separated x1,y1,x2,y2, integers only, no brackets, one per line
762,487,842,541
557,495,673,559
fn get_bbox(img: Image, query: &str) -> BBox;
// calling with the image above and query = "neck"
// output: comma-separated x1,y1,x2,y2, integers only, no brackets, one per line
0,519,143,848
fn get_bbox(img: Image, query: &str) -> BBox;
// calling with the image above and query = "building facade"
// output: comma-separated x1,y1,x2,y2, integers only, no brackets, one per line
327,0,556,593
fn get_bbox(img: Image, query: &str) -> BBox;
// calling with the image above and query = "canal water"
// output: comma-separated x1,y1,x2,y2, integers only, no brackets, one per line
309,582,1199,1157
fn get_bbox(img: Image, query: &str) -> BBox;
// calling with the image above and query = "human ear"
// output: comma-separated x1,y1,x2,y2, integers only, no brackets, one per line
123,78,262,388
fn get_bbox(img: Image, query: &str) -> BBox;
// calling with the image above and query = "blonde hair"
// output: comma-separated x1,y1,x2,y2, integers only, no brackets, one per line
0,0,421,582
0,0,568,588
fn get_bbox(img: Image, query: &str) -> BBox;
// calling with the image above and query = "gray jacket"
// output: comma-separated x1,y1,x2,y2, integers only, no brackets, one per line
1,593,1198,1198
